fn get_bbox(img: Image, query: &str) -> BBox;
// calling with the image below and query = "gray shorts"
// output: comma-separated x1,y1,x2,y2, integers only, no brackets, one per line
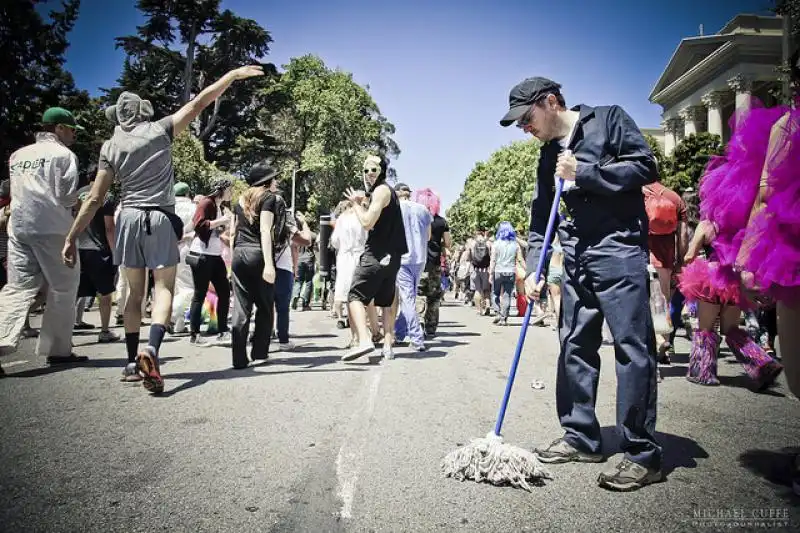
115,207,180,269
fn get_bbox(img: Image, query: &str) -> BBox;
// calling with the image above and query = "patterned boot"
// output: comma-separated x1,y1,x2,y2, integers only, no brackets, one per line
724,327,783,392
687,330,720,386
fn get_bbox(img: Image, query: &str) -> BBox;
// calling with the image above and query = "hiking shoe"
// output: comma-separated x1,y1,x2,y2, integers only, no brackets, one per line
214,331,232,346
597,458,663,491
98,330,120,343
534,438,604,464
342,343,375,362
190,335,211,347
120,362,142,382
279,341,295,351
136,348,164,394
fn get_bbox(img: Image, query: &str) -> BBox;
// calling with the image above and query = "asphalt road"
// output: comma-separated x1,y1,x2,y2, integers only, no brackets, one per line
1,300,798,532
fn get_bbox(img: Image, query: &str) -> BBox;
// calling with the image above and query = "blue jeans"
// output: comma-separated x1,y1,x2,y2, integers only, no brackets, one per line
395,262,425,345
493,272,516,319
275,268,294,343
669,289,686,344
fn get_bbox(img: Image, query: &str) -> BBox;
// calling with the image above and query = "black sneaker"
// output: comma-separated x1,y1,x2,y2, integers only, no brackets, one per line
597,458,663,491
534,438,604,464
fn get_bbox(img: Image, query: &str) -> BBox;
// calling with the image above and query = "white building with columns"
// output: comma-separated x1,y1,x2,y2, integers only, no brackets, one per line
648,14,785,155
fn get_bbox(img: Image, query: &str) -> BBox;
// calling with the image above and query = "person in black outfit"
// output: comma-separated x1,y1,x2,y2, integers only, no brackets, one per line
230,161,280,369
342,155,408,362
421,207,452,337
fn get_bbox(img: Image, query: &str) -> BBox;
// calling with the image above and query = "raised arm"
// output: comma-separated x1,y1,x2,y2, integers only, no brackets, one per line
348,185,390,231
171,65,264,137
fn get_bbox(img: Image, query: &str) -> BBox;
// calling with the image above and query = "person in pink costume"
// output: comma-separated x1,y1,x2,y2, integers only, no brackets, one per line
679,97,786,392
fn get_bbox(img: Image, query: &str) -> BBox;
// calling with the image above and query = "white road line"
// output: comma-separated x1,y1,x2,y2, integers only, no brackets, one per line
2,360,29,368
335,368,383,519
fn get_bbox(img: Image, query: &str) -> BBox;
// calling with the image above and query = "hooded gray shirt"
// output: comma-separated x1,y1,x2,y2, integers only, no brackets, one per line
99,92,176,208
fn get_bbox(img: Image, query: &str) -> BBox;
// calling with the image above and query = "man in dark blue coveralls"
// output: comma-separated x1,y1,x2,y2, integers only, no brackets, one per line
500,77,662,491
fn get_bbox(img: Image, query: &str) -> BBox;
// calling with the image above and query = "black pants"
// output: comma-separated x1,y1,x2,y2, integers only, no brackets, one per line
188,253,230,334
231,247,275,367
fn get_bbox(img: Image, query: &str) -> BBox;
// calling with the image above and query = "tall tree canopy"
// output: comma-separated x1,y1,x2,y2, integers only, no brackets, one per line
245,55,400,216
0,0,91,180
107,0,278,168
446,139,541,243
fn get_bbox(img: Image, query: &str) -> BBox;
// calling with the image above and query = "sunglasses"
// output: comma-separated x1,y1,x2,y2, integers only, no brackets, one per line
515,97,546,129
363,167,379,174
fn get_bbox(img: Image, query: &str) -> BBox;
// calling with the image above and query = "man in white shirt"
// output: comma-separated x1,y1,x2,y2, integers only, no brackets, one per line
0,107,87,367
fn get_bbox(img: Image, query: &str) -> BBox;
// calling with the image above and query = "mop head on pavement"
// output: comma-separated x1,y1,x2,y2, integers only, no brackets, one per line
442,432,552,491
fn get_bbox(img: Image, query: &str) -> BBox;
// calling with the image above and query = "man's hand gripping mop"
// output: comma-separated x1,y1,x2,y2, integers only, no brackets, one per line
442,177,566,491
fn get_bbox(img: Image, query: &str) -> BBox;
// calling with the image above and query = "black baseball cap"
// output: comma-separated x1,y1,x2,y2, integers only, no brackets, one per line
499,77,562,127
394,182,411,193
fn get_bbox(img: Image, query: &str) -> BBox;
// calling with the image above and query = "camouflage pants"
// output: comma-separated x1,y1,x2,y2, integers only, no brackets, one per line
419,265,443,335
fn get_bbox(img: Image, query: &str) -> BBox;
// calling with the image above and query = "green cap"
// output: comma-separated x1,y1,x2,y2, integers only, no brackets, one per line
42,107,85,131
173,182,190,196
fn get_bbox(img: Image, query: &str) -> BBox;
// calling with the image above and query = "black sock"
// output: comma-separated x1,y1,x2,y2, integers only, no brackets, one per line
148,323,167,356
125,333,140,363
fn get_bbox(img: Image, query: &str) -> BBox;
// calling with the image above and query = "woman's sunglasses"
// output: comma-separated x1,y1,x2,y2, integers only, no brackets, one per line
363,167,379,174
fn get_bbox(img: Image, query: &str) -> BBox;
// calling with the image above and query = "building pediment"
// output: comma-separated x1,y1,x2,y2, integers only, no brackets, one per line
649,14,784,104
650,36,732,98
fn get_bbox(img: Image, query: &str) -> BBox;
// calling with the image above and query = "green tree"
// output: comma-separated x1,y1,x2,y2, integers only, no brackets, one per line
773,1,800,104
644,133,666,177
0,0,93,180
246,55,400,216
446,139,542,243
171,131,237,196
107,0,278,169
661,132,723,193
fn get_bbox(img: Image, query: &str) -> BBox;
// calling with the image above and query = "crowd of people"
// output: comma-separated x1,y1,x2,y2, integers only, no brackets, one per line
0,53,798,495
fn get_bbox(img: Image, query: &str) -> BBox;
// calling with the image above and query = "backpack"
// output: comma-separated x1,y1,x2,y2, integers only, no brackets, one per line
643,185,678,236
472,237,490,268
271,195,290,261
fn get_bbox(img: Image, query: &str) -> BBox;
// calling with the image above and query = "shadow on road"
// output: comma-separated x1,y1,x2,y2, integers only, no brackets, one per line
432,331,480,338
7,356,183,378
658,365,785,396
291,333,337,339
600,426,709,477
158,364,367,397
738,446,800,502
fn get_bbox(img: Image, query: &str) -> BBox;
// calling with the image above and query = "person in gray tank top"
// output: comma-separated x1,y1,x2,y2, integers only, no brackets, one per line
62,65,265,394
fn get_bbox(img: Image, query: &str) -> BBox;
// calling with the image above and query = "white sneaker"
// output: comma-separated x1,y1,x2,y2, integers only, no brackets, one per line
98,330,119,343
342,343,375,362
279,341,295,351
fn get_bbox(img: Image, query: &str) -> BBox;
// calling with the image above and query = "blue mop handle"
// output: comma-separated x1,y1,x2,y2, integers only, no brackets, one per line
493,177,565,437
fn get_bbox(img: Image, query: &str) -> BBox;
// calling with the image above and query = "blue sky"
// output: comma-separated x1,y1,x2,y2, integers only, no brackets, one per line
55,0,775,212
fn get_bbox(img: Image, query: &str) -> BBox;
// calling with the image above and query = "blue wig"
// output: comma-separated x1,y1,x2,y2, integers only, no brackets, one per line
495,221,517,241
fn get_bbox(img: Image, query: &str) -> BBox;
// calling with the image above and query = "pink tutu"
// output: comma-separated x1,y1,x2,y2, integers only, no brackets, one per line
739,106,800,305
678,258,751,309
699,100,789,269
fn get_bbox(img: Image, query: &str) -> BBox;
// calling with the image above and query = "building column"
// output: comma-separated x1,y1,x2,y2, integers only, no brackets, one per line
680,105,705,137
701,91,725,138
728,74,754,113
661,117,683,155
